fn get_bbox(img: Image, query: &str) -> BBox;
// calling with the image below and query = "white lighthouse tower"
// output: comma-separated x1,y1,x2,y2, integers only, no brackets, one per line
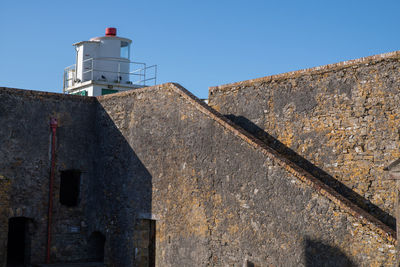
63,28,156,96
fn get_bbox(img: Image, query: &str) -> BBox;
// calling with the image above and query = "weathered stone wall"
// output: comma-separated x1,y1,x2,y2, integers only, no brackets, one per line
1,79,398,265
0,88,97,265
97,83,396,266
209,51,400,228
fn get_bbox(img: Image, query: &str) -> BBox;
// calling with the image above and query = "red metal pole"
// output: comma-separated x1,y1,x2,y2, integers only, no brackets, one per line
47,118,58,263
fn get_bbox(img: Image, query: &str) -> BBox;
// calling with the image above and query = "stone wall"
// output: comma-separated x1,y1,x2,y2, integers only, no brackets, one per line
0,88,97,265
209,51,400,229
1,79,398,265
97,83,396,266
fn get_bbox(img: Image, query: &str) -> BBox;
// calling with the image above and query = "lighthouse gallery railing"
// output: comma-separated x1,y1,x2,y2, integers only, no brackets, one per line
63,58,157,93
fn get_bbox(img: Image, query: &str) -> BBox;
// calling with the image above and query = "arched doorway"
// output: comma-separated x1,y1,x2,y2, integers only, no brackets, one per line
87,231,105,262
7,217,31,267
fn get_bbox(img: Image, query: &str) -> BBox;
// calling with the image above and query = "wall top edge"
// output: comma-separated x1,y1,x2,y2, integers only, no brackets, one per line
0,87,97,102
209,50,400,92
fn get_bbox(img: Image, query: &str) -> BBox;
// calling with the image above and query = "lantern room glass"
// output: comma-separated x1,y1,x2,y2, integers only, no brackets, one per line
120,41,130,59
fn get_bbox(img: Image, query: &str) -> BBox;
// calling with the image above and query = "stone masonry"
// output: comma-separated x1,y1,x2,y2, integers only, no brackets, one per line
96,84,396,266
1,51,400,266
0,89,97,263
210,51,400,229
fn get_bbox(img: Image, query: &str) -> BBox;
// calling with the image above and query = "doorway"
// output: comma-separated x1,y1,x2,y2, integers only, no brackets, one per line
7,217,30,267
88,231,106,262
135,219,156,267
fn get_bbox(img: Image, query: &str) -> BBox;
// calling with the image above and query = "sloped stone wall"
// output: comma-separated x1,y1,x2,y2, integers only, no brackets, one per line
1,79,398,266
97,83,396,266
209,51,400,228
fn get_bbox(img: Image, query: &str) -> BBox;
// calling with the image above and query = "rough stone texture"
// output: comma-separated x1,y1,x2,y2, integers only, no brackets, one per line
209,51,400,229
0,79,398,266
0,88,98,265
96,83,395,266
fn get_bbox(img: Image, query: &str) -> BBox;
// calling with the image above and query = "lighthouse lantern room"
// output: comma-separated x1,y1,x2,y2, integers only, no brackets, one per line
63,28,157,96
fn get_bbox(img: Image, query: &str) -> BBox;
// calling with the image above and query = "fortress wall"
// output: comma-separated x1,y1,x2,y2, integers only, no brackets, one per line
1,78,398,266
0,88,97,264
97,83,396,266
209,51,400,228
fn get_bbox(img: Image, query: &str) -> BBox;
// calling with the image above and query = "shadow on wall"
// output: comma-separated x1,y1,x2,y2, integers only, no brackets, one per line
225,115,395,230
305,238,355,266
89,102,154,266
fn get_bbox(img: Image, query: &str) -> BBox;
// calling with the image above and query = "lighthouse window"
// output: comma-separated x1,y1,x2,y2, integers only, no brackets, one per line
120,41,130,59
60,170,81,207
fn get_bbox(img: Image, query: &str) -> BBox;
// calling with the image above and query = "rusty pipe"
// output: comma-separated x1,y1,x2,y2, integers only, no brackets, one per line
47,118,57,263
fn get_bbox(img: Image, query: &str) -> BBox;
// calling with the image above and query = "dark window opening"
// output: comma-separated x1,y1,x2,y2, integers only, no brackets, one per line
7,217,30,266
88,231,106,262
60,170,81,207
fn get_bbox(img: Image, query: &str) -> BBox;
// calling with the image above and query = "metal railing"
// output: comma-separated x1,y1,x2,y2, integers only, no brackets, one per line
63,58,157,93
63,64,76,92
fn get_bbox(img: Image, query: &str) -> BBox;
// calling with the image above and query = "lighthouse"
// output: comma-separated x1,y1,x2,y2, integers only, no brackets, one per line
63,28,157,96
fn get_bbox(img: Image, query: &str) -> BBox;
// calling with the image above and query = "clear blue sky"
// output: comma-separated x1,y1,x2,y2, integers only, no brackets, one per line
1,0,399,99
